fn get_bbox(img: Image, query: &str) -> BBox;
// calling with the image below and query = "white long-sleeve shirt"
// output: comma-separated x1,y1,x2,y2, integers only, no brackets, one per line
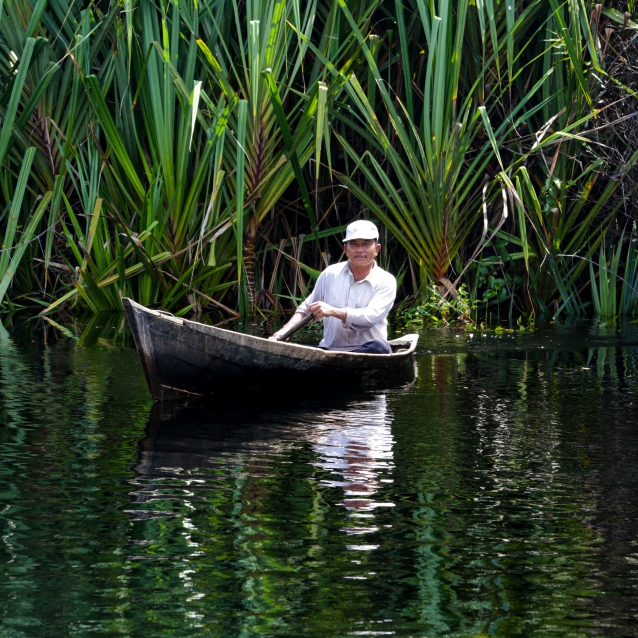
296,260,396,351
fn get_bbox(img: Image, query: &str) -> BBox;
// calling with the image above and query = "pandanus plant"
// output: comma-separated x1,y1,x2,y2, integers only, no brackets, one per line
493,0,638,316
38,0,235,314
321,0,613,305
1,0,379,314
318,0,540,294
196,0,375,312
0,0,116,303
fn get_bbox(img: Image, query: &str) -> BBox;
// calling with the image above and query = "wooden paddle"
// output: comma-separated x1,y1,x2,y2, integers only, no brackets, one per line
275,312,315,341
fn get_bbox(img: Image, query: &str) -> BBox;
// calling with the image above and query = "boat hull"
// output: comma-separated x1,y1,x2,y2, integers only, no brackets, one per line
123,298,419,400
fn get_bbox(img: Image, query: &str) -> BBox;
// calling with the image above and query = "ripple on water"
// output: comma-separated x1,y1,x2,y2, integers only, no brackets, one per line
2,321,638,636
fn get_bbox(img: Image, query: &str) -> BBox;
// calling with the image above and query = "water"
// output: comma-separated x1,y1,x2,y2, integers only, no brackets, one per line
2,317,638,636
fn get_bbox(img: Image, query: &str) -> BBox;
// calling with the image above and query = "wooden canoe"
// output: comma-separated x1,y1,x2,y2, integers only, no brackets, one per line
123,297,419,401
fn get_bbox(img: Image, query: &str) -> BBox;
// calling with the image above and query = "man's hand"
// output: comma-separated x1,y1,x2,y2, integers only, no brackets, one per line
309,301,346,321
268,312,306,341
268,327,293,341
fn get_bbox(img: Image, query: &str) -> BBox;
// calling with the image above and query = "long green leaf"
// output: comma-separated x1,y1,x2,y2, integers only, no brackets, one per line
0,37,35,169
0,147,36,278
0,190,51,303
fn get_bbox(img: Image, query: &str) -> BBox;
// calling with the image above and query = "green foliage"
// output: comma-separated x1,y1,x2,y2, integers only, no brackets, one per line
327,0,525,287
472,240,525,305
590,232,638,318
492,3,638,318
397,283,476,328
0,0,637,318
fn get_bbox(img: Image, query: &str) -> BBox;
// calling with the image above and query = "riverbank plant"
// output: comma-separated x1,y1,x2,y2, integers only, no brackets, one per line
397,283,476,328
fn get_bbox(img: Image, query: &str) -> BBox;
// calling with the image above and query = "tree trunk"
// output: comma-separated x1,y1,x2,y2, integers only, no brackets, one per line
243,216,258,312
433,240,449,297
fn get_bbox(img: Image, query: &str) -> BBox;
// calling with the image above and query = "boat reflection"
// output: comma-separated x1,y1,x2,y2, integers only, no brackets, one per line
131,390,396,528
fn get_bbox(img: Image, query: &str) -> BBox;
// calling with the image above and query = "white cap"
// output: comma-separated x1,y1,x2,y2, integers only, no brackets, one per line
343,220,379,242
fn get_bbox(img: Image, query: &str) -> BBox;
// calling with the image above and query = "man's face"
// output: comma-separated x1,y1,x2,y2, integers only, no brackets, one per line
344,238,380,268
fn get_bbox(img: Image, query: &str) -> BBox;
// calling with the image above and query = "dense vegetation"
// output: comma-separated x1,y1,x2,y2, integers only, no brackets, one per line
0,0,637,321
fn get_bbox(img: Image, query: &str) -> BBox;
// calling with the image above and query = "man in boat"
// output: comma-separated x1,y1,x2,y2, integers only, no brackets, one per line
270,220,396,354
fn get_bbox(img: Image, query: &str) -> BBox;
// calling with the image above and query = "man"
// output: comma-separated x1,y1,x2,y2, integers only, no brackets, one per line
270,220,396,354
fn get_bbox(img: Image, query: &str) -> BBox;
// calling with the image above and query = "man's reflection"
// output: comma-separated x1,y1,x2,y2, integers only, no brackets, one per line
312,395,395,535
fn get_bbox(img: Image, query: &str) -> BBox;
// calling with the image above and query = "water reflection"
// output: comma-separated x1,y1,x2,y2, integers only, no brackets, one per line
312,396,394,527
132,392,397,521
3,317,638,636
126,391,405,635
403,331,638,635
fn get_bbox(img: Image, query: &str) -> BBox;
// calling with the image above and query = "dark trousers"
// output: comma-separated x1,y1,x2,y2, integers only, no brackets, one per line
352,339,392,354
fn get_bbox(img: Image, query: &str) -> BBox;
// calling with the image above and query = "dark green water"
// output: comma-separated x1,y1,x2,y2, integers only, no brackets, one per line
2,318,638,637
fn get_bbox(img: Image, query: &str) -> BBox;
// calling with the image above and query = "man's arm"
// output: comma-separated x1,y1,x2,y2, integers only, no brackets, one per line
302,274,397,327
269,311,308,341
269,272,326,340
306,301,346,321
342,277,396,331
270,300,345,341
